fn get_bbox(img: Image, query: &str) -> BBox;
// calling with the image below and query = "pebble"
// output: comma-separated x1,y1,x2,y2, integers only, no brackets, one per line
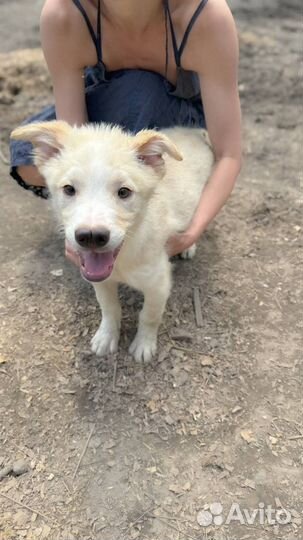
50,268,63,277
170,329,192,341
12,459,29,476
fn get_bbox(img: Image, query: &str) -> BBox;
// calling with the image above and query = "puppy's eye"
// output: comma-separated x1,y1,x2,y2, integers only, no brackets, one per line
118,187,132,199
63,185,76,196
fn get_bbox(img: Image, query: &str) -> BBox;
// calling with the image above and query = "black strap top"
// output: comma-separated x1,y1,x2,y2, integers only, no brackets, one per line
72,0,102,63
71,0,209,100
164,0,208,68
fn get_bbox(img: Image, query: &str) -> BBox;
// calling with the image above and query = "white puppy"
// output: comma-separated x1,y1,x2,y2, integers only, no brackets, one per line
11,122,213,362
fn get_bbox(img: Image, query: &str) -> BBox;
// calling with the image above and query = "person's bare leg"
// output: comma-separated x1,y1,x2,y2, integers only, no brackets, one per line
17,165,46,187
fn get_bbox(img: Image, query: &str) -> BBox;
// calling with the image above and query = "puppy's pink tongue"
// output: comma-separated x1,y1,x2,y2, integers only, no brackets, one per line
80,251,115,282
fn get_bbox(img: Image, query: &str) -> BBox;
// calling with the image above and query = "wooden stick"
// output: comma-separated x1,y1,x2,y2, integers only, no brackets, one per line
72,424,95,481
112,359,118,391
0,492,55,524
193,287,203,327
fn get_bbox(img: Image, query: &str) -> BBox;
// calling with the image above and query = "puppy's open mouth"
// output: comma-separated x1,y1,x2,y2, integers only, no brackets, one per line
79,247,121,282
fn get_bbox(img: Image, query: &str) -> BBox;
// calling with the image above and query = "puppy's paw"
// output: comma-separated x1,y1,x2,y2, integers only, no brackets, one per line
180,243,197,260
91,325,119,356
129,333,157,363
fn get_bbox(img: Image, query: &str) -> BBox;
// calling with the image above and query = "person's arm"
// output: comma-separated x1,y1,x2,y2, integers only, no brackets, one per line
40,0,88,124
36,1,88,264
167,1,242,255
19,1,90,189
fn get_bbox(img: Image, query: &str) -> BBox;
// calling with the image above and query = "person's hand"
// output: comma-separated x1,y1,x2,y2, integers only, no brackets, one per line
65,239,81,267
166,230,197,257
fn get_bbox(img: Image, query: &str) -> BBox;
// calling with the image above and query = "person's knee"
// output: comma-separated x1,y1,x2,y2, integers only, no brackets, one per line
17,165,45,187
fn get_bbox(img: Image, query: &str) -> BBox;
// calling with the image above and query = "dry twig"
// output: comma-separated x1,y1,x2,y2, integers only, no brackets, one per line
0,492,56,525
193,287,203,327
72,424,95,481
112,359,118,391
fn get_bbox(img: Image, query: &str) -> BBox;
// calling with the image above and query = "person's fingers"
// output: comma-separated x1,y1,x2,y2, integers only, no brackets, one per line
166,238,180,257
65,241,81,267
67,251,81,266
65,249,80,266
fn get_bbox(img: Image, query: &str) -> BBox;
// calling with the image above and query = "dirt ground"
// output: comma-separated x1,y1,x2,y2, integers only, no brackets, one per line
0,1,302,539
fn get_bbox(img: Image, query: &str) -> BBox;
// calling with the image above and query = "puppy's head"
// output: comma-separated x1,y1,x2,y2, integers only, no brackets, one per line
11,121,182,282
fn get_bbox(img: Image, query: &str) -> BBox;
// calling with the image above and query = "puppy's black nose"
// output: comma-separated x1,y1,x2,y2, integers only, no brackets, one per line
75,228,110,248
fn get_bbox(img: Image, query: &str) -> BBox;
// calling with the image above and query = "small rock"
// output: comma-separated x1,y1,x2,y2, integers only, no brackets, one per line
50,268,63,277
13,459,29,476
269,436,278,445
200,355,214,367
146,399,159,413
171,329,192,341
240,430,256,444
232,405,242,414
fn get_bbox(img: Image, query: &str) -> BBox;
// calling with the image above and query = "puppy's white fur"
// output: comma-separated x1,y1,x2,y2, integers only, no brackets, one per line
12,122,213,362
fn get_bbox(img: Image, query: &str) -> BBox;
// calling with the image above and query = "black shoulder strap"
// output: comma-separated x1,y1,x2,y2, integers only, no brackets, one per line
165,0,208,67
165,0,180,67
72,0,102,63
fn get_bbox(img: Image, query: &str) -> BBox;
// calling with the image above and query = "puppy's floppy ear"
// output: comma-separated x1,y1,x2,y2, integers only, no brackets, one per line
11,120,72,168
132,130,183,170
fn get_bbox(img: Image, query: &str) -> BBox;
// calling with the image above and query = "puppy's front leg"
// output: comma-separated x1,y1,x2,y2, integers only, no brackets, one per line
91,280,121,356
129,261,171,363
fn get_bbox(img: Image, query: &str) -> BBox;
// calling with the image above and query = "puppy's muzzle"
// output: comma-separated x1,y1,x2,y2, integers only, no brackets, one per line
75,228,110,249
